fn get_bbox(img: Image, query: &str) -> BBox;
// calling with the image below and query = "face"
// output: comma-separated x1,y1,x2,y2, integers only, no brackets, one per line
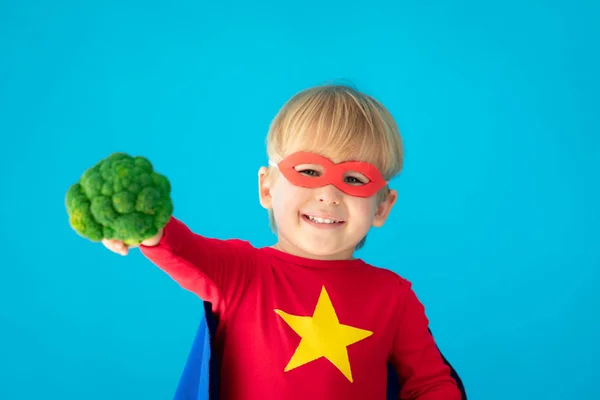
258,151,397,260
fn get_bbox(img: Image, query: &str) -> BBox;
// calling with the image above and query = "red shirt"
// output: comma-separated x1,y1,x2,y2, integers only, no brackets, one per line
140,217,462,400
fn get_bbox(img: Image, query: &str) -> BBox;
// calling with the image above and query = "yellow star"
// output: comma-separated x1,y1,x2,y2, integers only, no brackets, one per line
274,286,373,382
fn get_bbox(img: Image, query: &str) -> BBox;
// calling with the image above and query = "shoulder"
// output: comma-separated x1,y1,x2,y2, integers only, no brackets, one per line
356,262,431,322
353,260,427,310
355,259,414,294
358,259,410,282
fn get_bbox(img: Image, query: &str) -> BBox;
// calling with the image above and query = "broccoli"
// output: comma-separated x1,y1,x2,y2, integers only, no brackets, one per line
65,152,174,245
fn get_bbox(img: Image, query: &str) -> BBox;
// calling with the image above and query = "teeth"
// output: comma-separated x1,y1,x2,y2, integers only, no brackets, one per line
307,215,340,224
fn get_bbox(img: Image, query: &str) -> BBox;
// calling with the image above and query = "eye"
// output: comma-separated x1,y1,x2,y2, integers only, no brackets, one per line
294,164,323,177
344,174,368,185
298,169,320,177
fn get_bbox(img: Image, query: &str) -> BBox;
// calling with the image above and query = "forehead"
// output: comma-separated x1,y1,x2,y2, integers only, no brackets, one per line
289,153,369,169
284,141,381,166
275,119,389,172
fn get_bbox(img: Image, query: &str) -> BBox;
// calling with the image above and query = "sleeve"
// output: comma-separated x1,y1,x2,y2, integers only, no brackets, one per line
388,280,464,400
139,216,256,319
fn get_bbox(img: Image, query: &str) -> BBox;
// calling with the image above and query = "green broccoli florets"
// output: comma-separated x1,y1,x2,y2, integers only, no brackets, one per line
65,152,174,245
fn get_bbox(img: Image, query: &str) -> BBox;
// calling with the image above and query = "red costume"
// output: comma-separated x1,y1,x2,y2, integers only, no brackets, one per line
140,217,463,399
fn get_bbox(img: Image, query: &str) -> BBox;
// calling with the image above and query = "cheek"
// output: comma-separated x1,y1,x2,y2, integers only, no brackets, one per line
272,180,305,212
348,198,378,221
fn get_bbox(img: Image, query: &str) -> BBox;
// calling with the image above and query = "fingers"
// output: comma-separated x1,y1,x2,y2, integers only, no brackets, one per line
102,238,129,256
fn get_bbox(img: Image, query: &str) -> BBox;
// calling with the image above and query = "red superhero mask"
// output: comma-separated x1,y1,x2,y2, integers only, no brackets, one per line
269,151,387,198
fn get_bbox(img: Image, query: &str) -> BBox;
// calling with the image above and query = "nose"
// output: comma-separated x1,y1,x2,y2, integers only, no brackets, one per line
316,184,342,205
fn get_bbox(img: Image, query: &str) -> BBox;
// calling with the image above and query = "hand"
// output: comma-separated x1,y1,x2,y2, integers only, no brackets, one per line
102,228,164,256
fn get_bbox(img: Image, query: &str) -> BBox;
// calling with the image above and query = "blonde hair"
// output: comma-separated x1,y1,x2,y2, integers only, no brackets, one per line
264,83,404,250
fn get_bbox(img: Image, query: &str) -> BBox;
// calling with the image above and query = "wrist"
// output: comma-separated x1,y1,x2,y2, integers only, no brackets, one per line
141,228,164,247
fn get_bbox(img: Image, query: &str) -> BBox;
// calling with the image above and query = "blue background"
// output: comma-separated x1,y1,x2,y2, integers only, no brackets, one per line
1,1,598,399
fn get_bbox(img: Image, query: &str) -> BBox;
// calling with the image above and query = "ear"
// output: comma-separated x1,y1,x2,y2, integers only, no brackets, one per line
258,166,273,209
372,189,398,228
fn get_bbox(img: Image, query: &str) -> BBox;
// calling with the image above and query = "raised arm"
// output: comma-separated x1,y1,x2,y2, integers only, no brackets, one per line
139,216,257,319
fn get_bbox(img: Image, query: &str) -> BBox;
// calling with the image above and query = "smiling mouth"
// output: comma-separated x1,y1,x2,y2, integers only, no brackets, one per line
302,214,345,224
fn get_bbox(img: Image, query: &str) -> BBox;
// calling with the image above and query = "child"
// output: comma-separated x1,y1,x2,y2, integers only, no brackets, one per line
103,84,466,399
